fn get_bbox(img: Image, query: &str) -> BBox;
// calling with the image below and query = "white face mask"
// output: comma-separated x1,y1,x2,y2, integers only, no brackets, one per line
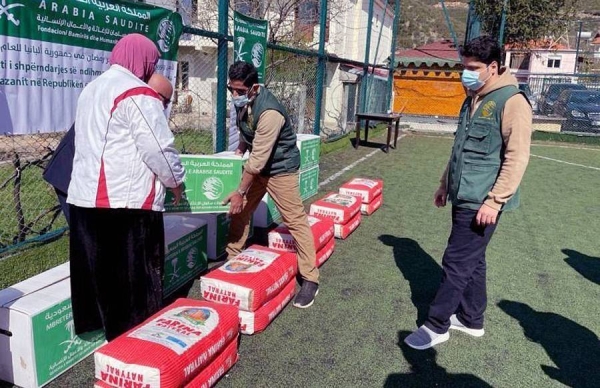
461,65,492,91
232,94,250,108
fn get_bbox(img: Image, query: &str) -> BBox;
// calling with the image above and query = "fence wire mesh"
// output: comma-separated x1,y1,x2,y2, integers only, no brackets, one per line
0,0,397,253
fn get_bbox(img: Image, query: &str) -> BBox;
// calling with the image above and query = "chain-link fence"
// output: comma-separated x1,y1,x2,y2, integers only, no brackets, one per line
0,134,67,253
0,0,398,253
393,69,600,136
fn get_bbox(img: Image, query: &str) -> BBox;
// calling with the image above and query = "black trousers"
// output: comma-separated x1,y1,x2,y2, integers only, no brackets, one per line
69,205,164,341
425,206,500,334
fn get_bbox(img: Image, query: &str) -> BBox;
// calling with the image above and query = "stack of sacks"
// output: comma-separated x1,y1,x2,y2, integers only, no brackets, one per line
94,299,239,388
268,215,335,267
309,193,362,239
339,178,384,215
201,246,297,335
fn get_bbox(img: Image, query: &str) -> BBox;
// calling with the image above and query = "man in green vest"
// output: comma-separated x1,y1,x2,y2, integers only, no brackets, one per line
405,36,532,349
222,61,319,308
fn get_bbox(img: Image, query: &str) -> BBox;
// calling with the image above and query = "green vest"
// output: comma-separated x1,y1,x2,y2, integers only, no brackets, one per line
237,87,300,176
448,85,525,211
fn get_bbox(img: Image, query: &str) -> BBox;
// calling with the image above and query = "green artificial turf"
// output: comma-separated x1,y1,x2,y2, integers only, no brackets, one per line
2,133,599,388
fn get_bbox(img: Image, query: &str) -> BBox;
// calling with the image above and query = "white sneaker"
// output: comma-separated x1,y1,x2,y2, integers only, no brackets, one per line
450,314,485,337
404,325,450,350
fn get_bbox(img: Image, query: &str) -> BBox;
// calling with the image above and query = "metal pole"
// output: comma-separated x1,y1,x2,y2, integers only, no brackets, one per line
313,0,328,135
574,20,583,74
387,0,400,111
360,0,375,114
215,0,229,152
440,1,459,50
464,0,481,46
498,0,508,47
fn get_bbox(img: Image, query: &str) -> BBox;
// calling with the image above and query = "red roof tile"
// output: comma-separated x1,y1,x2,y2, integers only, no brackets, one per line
394,39,461,67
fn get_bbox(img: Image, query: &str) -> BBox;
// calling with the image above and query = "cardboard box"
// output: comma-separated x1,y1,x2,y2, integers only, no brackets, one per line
188,213,229,261
253,193,282,228
0,264,105,387
299,165,319,201
163,215,208,297
165,154,244,214
296,134,320,170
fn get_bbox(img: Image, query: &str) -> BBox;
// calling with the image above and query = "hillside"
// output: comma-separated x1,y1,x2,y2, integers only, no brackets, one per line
396,0,600,49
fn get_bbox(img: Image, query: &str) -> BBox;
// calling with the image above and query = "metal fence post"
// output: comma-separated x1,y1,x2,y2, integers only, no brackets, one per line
574,20,583,74
313,0,328,136
498,0,509,47
387,0,400,110
215,0,229,152
359,0,375,114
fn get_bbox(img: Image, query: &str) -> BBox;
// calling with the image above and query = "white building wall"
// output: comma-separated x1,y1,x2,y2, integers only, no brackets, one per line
157,0,394,132
506,50,577,75
529,51,577,74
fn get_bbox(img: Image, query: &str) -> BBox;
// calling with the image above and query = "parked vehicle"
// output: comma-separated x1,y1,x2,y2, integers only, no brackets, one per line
553,90,600,133
518,82,539,113
539,83,587,115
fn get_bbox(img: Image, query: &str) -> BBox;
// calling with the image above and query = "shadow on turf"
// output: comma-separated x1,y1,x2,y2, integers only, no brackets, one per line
383,330,492,387
562,249,600,286
498,300,600,387
379,235,442,326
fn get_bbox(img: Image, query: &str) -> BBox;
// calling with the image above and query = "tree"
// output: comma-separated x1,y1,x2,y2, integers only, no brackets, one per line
473,0,579,46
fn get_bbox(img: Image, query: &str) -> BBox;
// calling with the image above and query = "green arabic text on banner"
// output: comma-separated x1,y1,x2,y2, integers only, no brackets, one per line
233,11,267,83
0,0,183,134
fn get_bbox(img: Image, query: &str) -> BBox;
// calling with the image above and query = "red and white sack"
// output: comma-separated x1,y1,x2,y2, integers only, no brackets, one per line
361,194,383,215
239,279,295,335
94,381,111,388
334,212,361,239
183,338,239,388
268,215,334,253
95,299,239,388
339,178,383,204
201,245,297,311
309,193,361,224
316,237,335,267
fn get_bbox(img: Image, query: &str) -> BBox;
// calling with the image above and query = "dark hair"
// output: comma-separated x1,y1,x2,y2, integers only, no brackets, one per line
459,36,503,66
228,61,259,87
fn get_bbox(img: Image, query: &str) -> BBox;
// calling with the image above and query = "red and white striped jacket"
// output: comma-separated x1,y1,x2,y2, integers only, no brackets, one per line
67,65,184,211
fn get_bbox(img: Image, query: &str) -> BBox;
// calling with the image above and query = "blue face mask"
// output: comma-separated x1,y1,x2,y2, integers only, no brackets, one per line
461,67,489,91
232,94,250,108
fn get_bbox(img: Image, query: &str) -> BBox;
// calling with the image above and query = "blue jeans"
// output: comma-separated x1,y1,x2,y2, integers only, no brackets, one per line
425,206,500,334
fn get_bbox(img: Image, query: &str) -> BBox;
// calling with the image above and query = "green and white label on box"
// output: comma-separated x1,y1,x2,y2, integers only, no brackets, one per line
0,264,106,388
299,166,319,201
32,299,105,386
163,216,208,296
165,155,243,213
296,134,321,170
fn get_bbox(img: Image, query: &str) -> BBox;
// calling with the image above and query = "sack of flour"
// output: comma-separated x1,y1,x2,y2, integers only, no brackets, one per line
183,337,238,388
361,194,383,215
309,193,361,224
94,299,239,388
200,245,297,311
268,215,334,253
334,212,362,239
316,236,335,267
339,178,383,204
239,279,296,335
